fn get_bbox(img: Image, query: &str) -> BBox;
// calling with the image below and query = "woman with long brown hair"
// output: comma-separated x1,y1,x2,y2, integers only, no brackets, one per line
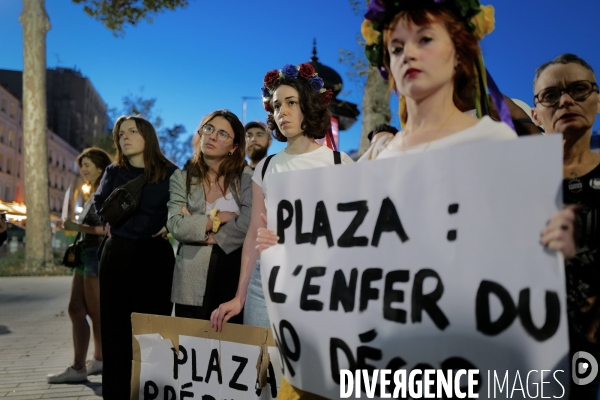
47,147,111,384
93,115,177,398
167,110,252,322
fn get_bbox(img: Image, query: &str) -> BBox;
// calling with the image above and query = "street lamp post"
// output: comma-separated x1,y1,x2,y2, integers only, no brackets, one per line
242,96,261,124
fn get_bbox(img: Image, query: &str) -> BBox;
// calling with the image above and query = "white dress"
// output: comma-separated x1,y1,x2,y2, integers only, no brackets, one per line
375,116,517,159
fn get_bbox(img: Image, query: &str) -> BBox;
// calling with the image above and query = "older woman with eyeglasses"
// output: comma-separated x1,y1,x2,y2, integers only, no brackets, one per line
167,110,253,323
532,53,600,400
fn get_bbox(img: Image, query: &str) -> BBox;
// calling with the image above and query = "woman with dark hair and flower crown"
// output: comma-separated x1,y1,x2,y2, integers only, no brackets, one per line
210,63,353,331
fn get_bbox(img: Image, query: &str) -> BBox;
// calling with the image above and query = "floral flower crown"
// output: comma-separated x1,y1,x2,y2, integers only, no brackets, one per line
261,63,334,112
362,0,495,78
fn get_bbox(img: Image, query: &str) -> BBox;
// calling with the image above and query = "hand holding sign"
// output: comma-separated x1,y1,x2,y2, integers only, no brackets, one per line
61,185,71,222
256,213,278,255
540,205,578,259
210,297,244,332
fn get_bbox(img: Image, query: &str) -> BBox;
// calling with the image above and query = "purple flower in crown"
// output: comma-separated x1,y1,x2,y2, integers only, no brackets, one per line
308,76,324,92
365,0,386,21
281,64,299,79
261,86,271,98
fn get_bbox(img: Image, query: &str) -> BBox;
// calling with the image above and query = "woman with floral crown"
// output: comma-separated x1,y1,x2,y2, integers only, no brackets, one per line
210,63,353,332
248,0,579,398
362,0,576,267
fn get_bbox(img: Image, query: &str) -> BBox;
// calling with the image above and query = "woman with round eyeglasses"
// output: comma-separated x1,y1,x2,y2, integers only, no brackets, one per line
167,110,253,323
531,53,600,400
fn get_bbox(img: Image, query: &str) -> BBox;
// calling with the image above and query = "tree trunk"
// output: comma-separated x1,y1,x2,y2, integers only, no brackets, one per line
20,1,53,269
358,66,392,156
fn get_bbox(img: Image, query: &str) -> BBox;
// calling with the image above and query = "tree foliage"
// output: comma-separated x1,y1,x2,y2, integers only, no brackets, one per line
71,0,190,36
109,92,192,167
338,33,369,98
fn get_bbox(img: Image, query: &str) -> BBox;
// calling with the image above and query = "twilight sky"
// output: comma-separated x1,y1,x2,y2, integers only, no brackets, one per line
1,0,599,158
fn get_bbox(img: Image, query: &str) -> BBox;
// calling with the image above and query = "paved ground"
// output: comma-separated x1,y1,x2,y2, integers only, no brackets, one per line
0,277,102,399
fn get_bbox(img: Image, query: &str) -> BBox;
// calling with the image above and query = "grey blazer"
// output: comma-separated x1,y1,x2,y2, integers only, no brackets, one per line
167,166,253,306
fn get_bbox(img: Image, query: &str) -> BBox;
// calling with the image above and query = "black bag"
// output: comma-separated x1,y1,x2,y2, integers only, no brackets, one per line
98,174,145,227
62,233,82,268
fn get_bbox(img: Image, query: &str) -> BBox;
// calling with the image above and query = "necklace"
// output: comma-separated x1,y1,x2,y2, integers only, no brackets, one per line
400,109,457,153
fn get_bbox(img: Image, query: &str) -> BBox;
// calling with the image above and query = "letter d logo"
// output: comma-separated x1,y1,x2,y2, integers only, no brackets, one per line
572,351,598,385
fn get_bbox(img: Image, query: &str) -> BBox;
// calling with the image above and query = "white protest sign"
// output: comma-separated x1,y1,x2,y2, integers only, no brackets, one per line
131,314,282,400
261,135,569,399
61,184,71,221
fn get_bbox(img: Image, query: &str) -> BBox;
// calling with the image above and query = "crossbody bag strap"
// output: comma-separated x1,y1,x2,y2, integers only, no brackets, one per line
333,151,341,165
261,154,276,181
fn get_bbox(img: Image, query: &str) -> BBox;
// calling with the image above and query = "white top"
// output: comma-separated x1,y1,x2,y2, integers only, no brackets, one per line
205,192,240,215
252,145,354,200
358,133,394,161
376,116,517,159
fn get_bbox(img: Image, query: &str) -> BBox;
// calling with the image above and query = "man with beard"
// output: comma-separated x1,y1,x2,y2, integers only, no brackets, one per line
244,121,271,169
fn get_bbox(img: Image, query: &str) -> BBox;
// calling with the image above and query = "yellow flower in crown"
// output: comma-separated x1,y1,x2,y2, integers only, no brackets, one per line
361,19,380,46
471,4,495,40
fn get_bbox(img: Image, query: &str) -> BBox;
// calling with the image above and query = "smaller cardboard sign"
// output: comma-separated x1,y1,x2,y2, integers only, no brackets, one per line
131,313,281,400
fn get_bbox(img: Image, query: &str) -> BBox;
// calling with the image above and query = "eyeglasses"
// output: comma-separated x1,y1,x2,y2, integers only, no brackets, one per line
198,124,233,142
534,80,599,107
246,131,267,140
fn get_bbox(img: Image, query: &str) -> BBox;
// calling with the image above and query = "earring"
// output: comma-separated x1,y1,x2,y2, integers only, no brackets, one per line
228,152,232,156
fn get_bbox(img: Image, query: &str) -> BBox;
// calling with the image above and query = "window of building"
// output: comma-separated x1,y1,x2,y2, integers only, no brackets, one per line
5,187,10,200
0,152,3,172
0,124,4,143
9,103,16,119
8,130,14,147
1,97,6,112
6,157,12,175
17,161,20,178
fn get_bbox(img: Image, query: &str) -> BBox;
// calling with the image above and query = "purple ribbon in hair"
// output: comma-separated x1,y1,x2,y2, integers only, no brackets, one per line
485,68,516,131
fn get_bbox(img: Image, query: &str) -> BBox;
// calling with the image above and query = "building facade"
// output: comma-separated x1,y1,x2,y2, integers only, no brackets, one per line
0,67,107,151
0,86,23,203
47,131,80,216
0,83,80,219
